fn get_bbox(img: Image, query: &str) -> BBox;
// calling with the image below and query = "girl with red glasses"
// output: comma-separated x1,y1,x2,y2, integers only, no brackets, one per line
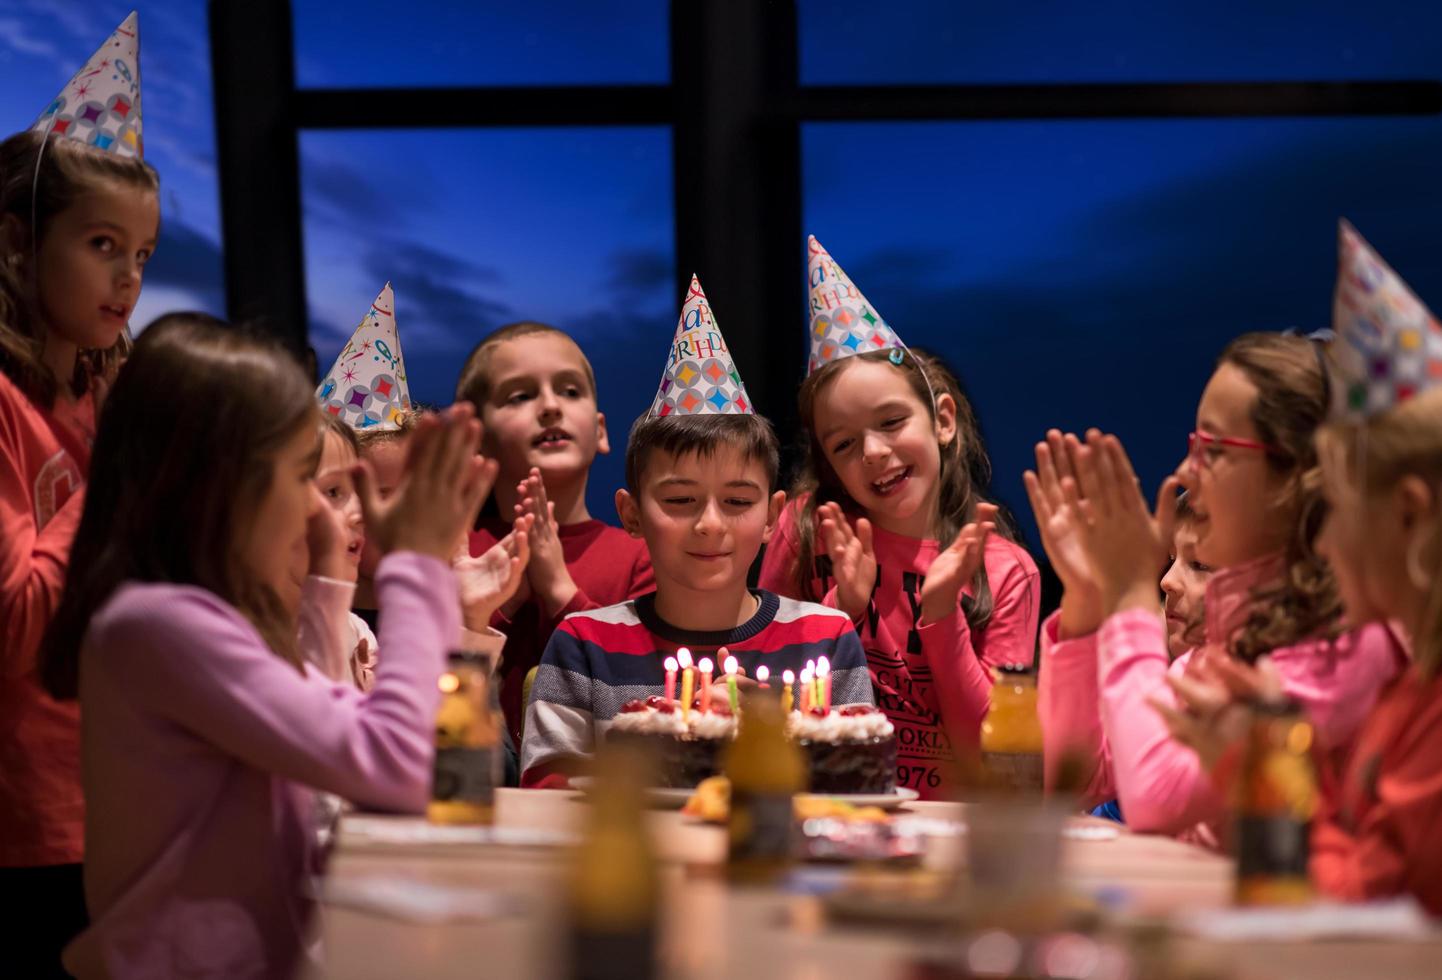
1027,332,1406,847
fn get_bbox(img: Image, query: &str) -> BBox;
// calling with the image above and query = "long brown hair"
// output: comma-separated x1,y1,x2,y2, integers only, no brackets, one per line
40,316,319,699
1317,387,1442,678
0,130,159,407
789,348,1013,630
1219,333,1343,662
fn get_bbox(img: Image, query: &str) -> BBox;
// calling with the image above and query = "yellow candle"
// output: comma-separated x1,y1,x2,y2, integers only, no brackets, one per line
677,648,694,722
781,669,795,714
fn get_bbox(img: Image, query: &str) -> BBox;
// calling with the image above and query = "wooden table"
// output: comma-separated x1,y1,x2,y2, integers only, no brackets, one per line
307,789,1442,979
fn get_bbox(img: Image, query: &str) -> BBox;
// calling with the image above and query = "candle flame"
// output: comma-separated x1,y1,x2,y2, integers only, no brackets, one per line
782,669,795,684
724,655,738,675
664,656,678,671
756,665,769,683
676,647,693,668
816,656,830,678
698,657,714,673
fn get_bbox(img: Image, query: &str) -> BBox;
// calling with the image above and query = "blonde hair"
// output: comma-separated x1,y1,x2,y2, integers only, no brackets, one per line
1316,387,1442,677
0,130,159,406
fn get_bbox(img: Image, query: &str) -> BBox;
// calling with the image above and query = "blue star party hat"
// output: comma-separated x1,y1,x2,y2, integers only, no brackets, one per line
316,282,414,430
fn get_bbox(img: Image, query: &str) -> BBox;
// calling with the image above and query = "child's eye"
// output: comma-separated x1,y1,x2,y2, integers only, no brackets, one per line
830,438,853,455
1190,561,1213,574
506,391,532,405
90,236,116,253
563,385,583,398
725,498,755,508
136,249,151,266
881,416,906,429
662,497,694,506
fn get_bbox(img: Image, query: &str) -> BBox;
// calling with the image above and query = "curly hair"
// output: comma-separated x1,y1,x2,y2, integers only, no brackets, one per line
1219,333,1344,662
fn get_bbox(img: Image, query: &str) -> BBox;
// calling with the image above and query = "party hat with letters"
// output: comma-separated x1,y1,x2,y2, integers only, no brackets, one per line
649,275,752,417
33,11,143,158
805,235,907,375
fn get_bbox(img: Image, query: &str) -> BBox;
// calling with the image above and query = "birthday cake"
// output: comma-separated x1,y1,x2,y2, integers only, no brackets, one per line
607,696,737,788
787,705,898,795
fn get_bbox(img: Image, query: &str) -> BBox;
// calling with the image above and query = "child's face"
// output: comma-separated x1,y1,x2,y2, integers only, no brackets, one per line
1175,363,1293,569
317,431,365,579
240,421,323,619
478,334,608,485
616,446,784,597
1160,522,1211,658
357,436,408,579
35,181,158,351
1316,451,1421,629
811,358,955,536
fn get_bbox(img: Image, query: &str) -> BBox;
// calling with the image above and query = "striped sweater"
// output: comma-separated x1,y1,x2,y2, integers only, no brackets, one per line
519,589,872,787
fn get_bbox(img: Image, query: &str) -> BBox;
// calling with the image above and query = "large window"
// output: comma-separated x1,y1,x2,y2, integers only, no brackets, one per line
803,116,1442,513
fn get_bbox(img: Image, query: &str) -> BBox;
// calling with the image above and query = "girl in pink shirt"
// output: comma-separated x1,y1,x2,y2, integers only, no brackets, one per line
760,345,1040,798
1028,333,1403,843
37,318,510,978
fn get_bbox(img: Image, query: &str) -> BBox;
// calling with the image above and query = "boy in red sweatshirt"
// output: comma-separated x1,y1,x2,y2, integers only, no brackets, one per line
457,323,653,749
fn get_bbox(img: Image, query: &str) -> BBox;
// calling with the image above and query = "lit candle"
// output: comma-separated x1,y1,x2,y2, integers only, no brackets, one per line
698,657,714,714
781,669,795,713
799,667,813,712
724,655,740,713
663,656,678,703
756,664,770,689
677,647,694,722
816,655,832,712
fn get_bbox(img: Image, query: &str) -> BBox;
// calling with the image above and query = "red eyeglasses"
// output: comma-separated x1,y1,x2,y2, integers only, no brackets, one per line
1186,430,1283,469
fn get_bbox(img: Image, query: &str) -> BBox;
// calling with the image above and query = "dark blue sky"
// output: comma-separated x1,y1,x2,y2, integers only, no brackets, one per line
4,1,1441,539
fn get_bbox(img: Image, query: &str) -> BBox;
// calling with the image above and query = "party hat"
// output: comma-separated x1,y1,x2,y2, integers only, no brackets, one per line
806,235,906,375
649,275,752,417
1330,220,1442,422
32,12,143,158
317,283,414,430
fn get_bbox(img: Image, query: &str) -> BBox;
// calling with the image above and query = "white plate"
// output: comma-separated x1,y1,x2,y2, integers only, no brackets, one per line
569,778,694,809
569,782,921,811
799,787,920,811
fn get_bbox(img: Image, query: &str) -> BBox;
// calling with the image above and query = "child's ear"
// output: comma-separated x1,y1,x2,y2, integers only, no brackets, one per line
760,490,788,544
934,392,958,449
595,411,610,456
615,487,643,538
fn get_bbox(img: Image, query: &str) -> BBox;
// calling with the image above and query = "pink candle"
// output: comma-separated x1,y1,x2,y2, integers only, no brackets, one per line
816,655,832,712
663,656,678,703
698,657,714,714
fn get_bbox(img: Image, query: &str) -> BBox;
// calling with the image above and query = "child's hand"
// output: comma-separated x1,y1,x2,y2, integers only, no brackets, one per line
1064,430,1181,618
1024,430,1101,637
354,404,495,561
515,468,578,617
306,490,353,581
453,513,533,632
919,503,997,624
1150,656,1283,774
818,502,877,622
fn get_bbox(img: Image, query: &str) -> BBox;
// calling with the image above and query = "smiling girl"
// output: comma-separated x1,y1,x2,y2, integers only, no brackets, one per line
760,238,1040,799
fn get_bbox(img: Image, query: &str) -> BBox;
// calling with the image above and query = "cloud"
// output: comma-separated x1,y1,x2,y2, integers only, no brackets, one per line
0,16,64,63
603,247,673,297
143,218,225,312
362,239,512,347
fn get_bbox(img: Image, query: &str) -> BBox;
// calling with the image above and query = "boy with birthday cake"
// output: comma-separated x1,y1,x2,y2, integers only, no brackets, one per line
519,277,892,791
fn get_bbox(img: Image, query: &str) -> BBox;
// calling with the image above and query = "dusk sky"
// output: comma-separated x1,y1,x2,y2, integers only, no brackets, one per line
3,1,1440,541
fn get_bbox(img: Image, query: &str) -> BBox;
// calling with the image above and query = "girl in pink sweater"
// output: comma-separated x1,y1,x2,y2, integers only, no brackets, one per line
759,237,1040,799
1029,333,1404,843
37,318,505,978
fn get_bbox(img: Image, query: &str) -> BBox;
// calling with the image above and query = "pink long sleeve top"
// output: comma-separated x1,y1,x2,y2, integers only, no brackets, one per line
1040,552,1407,844
63,552,458,979
760,498,1041,799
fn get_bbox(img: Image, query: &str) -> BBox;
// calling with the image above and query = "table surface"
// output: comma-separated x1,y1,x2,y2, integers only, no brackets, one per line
306,789,1442,980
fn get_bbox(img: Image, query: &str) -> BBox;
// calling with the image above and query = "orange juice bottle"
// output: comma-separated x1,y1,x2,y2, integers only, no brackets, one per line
978,663,1044,796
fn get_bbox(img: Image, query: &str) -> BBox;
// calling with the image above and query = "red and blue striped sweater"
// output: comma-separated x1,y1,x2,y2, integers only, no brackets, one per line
519,589,872,787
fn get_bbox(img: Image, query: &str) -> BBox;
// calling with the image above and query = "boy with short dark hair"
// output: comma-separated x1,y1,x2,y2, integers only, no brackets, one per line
520,278,871,787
